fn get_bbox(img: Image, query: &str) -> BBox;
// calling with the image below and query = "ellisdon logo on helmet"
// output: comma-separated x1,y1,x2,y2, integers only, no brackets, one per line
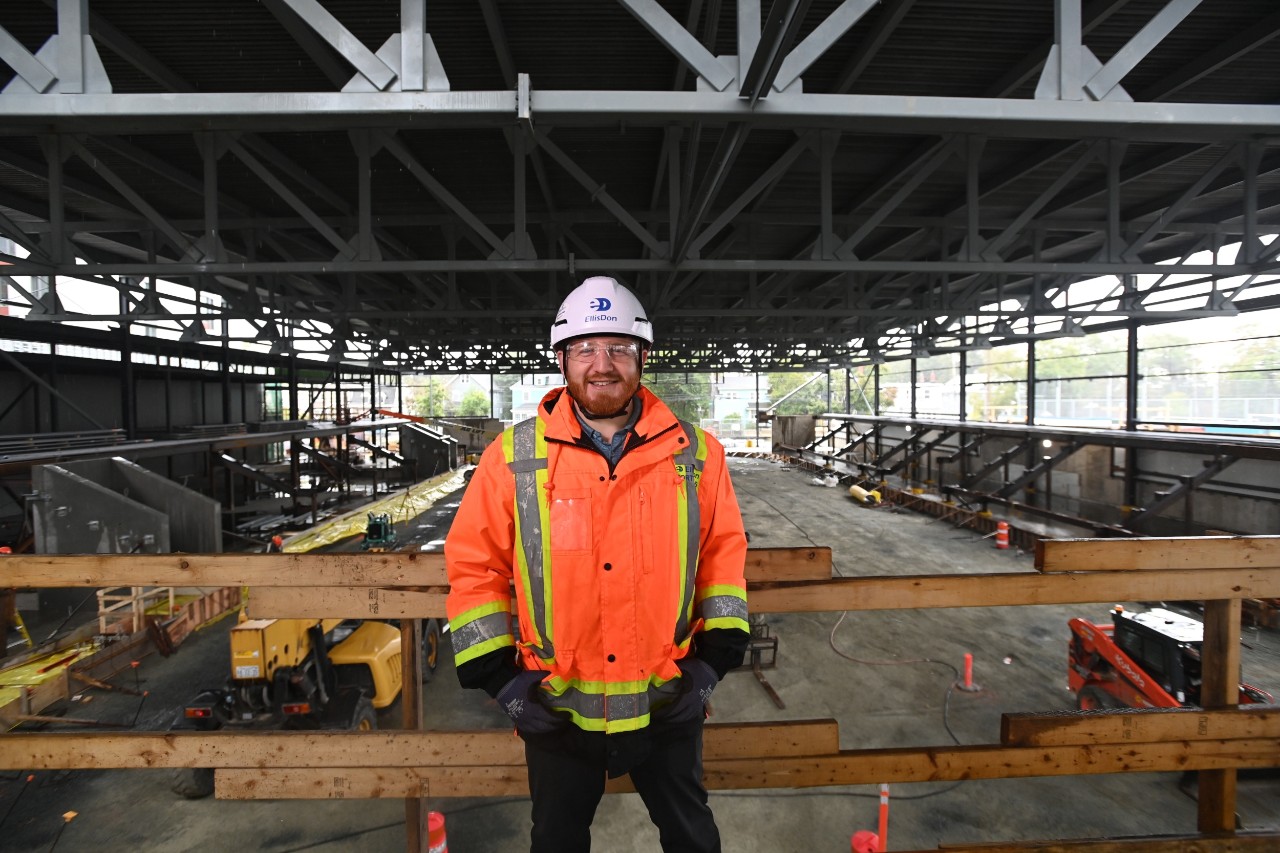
589,297,612,312
584,314,619,322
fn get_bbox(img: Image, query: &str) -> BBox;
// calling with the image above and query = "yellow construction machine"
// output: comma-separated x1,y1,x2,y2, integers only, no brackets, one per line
171,613,441,797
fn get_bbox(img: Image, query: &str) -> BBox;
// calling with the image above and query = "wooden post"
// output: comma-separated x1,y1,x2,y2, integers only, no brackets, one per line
401,619,429,853
1197,598,1241,833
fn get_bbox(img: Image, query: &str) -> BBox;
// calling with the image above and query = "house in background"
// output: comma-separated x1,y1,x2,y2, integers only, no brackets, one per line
510,374,561,422
710,373,768,436
442,374,492,413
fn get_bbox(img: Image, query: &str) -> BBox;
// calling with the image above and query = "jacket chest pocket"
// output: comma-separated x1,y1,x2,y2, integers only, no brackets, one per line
550,491,593,555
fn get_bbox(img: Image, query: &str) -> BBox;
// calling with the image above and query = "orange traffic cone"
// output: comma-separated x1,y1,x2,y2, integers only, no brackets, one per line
851,830,879,853
428,811,448,853
995,521,1010,550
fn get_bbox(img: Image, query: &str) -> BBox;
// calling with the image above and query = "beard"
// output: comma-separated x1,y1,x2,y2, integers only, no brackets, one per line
567,370,641,418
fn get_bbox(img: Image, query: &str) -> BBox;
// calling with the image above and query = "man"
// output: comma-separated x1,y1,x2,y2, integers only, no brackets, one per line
446,276,750,853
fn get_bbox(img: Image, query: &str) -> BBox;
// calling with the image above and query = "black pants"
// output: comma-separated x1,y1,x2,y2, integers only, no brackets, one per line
524,721,720,853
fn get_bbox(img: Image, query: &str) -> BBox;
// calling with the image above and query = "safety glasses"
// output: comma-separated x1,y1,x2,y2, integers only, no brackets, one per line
563,340,640,363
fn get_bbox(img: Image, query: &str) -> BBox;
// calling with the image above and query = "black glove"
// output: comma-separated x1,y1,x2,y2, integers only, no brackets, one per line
495,669,566,735
658,658,718,724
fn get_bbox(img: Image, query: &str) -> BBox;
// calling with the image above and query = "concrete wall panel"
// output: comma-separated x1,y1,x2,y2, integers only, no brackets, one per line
109,458,221,553
32,465,170,554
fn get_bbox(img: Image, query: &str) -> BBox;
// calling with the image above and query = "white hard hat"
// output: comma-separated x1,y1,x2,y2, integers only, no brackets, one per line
550,276,653,348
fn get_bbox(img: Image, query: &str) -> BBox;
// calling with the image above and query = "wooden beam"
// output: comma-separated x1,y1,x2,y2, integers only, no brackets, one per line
1,730,524,769
211,764,688,798
212,763,767,799
744,546,832,580
746,568,1280,613
0,720,840,770
248,586,448,619
209,738,1280,799
400,619,428,853
6,731,1274,788
1198,598,1244,834
1001,706,1280,747
0,546,830,588
216,765,519,799
1037,536,1280,572
889,833,1280,852
0,552,444,587
243,567,1280,619
698,739,1280,790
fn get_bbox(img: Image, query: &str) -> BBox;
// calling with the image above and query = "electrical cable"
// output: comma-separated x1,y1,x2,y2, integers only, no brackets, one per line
747,465,970,800
819,608,968,800
748,491,826,550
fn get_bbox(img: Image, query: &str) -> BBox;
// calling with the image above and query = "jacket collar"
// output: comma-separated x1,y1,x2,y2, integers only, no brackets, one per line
539,385,679,446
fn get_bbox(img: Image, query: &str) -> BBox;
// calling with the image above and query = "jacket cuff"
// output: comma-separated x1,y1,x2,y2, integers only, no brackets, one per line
456,647,521,698
694,627,750,680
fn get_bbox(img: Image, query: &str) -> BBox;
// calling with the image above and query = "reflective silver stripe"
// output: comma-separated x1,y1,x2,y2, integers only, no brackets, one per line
508,418,554,661
698,594,749,622
672,421,703,644
449,610,512,658
549,679,684,726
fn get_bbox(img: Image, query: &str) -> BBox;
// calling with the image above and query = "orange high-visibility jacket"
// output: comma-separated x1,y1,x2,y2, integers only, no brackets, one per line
446,386,750,734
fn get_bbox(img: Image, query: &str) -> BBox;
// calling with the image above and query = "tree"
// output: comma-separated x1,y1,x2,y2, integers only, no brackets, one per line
1036,334,1126,382
848,367,875,414
644,371,711,422
1138,331,1200,378
1216,327,1280,417
966,345,1027,422
408,379,448,418
458,388,491,417
767,372,827,415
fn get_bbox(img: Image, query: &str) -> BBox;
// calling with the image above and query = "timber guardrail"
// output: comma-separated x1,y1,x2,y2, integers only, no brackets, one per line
1,539,1278,853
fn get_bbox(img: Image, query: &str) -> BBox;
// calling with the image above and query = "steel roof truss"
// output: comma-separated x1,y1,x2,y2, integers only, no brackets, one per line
377,129,507,258
831,0,916,94
531,127,667,258
75,0,193,93
687,131,816,261
772,0,877,95
738,0,811,105
617,0,735,92
224,136,355,262
1122,144,1242,262
1084,0,1203,102
279,0,395,91
65,135,193,259
982,140,1106,262
0,205,48,261
834,137,961,263
1136,8,1280,102
0,23,56,94
56,0,89,95
478,0,516,88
